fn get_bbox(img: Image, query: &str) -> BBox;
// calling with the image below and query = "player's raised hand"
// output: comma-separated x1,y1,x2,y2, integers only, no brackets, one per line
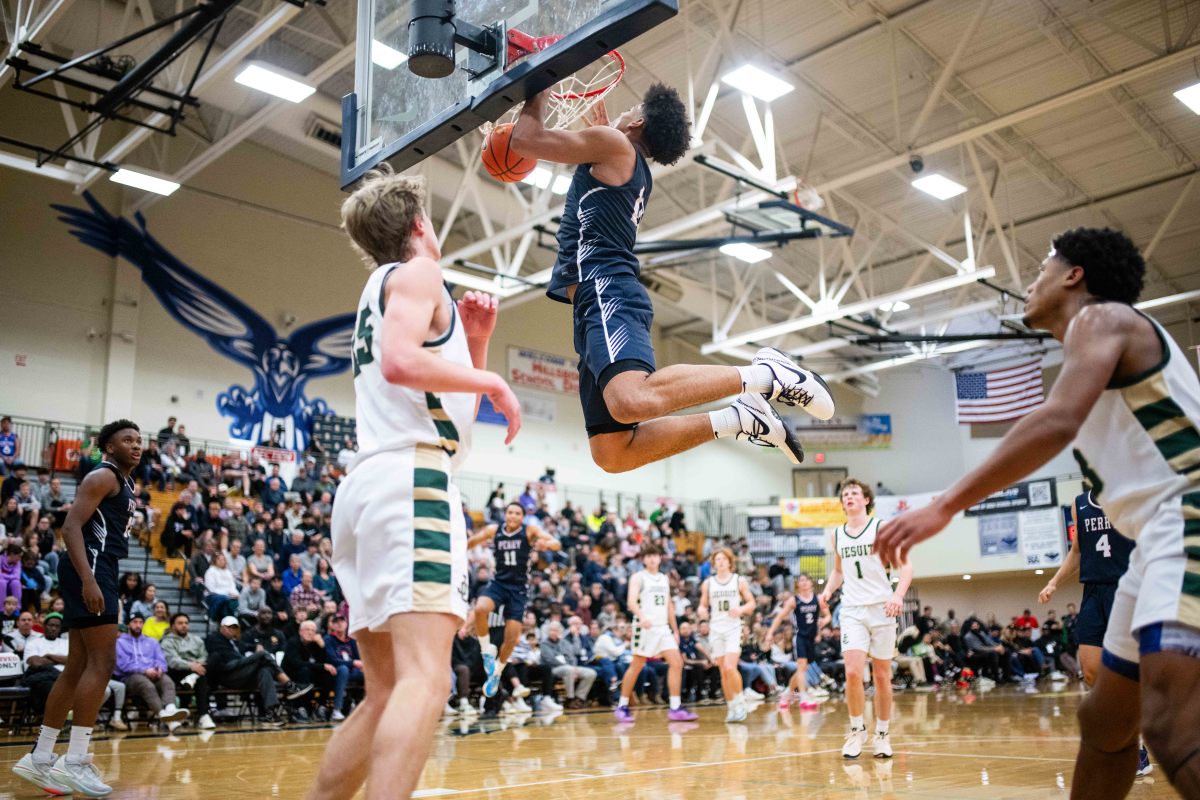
876,503,953,566
458,291,498,340
486,379,522,444
586,100,610,128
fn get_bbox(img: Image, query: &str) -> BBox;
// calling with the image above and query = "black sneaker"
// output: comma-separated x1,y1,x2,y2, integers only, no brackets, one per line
292,706,310,723
263,706,287,728
284,682,313,700
314,706,329,722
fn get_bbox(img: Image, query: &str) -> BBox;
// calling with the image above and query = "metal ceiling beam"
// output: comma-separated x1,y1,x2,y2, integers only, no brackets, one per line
0,0,75,88
74,0,302,190
814,40,1200,195
905,0,992,146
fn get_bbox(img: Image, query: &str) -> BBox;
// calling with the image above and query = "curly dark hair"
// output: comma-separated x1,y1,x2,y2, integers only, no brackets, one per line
1051,227,1144,305
98,418,139,451
639,83,690,166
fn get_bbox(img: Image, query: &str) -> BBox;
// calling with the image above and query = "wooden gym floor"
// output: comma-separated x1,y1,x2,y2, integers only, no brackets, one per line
0,686,1177,799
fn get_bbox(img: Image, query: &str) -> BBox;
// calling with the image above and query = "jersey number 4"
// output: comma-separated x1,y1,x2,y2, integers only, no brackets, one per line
1095,534,1112,558
352,307,374,377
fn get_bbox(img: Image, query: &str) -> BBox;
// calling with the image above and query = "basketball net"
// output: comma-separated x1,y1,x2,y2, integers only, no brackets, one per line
491,31,626,132
791,181,824,212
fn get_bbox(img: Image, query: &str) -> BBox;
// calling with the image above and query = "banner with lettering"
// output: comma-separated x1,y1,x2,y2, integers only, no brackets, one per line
964,478,1057,517
780,497,846,528
507,347,580,395
785,414,893,450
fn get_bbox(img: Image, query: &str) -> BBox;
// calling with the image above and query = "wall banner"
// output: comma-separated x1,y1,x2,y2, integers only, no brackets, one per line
507,347,579,395
965,478,1057,517
785,414,892,450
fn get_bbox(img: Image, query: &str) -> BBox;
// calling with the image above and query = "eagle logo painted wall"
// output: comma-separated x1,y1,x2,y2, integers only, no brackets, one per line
53,193,353,450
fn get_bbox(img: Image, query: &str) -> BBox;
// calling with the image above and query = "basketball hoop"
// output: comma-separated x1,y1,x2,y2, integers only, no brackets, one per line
791,181,824,212
501,30,625,131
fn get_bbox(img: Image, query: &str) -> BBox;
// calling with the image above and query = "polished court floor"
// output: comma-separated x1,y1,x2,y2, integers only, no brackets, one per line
0,685,1177,799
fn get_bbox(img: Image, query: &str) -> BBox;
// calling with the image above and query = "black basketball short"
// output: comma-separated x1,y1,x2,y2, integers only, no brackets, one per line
58,550,121,628
793,634,819,662
1076,582,1117,648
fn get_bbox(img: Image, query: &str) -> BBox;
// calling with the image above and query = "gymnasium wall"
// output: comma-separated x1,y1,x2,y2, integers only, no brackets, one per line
915,572,1083,629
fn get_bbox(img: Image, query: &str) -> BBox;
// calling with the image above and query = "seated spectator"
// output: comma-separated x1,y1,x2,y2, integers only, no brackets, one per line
1,499,23,539
205,616,310,725
540,620,596,709
239,575,268,625
160,613,214,728
243,607,287,660
225,538,247,588
963,620,1006,682
30,516,60,578
245,538,274,584
43,477,73,528
336,437,356,471
202,553,239,622
3,609,37,656
119,572,145,623
20,613,68,712
14,480,41,530
260,477,286,509
283,619,336,722
187,449,214,485
290,571,323,617
265,575,292,626
161,503,197,557
1,593,18,635
160,441,186,489
281,554,305,596
312,558,338,600
324,615,364,720
143,600,171,640
450,626,481,717
2,541,24,602
299,538,322,576
189,538,216,604
115,614,189,729
0,416,19,476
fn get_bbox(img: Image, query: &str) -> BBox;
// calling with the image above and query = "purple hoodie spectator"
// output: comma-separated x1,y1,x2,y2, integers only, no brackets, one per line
115,623,170,678
0,543,22,601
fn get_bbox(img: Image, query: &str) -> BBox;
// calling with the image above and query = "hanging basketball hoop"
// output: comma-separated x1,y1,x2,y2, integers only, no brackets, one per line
501,30,626,130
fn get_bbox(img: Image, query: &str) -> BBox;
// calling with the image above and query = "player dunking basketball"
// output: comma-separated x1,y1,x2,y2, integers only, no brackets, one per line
511,86,834,473
466,501,561,697
821,478,912,760
879,228,1200,798
307,166,520,800
14,419,140,797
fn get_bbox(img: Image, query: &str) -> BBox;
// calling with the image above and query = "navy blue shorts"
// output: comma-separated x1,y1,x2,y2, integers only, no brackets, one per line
1076,582,1117,647
58,550,121,629
572,276,657,436
793,635,818,662
481,580,528,621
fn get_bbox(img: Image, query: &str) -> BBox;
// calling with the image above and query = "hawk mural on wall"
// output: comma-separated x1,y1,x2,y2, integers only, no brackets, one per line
53,192,354,451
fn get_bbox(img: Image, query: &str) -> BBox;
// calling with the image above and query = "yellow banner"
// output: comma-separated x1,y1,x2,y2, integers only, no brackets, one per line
780,497,846,528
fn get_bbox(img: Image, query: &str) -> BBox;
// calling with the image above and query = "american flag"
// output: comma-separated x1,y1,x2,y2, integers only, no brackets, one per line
955,360,1044,424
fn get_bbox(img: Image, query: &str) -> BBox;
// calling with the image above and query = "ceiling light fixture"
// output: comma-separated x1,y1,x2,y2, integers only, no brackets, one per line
234,64,316,103
719,242,773,263
912,173,968,200
720,64,795,103
520,166,570,195
879,300,910,313
1175,81,1200,114
371,40,407,70
109,167,180,196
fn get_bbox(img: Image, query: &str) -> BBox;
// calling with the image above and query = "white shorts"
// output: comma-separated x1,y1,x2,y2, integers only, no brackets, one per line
331,445,468,636
840,603,897,660
632,623,678,658
707,624,743,658
1102,498,1200,670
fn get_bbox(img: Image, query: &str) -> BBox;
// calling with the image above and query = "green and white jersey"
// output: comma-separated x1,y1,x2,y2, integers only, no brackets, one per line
707,574,743,632
1074,315,1200,543
835,517,893,607
638,570,670,627
349,265,474,471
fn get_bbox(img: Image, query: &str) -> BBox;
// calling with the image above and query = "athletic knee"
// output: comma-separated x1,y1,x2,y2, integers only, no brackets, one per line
604,384,651,425
590,444,634,474
1140,684,1189,778
1077,692,1138,753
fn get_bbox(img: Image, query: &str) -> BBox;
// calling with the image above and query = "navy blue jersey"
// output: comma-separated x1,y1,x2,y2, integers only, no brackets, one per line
492,524,532,585
88,461,136,560
0,432,15,458
1075,491,1134,584
546,150,652,303
793,594,821,641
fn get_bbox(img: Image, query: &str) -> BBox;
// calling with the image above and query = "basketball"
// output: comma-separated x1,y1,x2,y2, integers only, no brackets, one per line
482,122,536,183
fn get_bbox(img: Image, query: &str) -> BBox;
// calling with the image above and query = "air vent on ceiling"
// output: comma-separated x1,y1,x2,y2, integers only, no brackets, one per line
306,114,342,150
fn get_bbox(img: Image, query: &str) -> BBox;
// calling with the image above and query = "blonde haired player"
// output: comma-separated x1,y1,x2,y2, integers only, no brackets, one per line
306,166,521,800
765,573,830,711
698,548,755,722
821,478,912,759
614,542,698,723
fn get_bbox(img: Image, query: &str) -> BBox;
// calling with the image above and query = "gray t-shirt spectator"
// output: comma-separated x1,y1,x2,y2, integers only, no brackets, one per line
239,585,267,617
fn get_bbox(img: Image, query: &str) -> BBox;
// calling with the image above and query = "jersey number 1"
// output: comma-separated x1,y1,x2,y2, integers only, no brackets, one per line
1096,534,1112,558
854,561,864,580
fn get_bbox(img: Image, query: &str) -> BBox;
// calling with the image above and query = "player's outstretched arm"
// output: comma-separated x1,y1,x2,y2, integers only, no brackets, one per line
528,524,561,551
466,524,499,550
511,90,633,173
1041,522,1080,603
381,259,521,444
877,306,1128,565
61,467,119,615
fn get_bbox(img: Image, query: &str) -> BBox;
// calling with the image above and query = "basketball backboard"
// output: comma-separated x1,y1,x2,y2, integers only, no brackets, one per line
342,0,678,188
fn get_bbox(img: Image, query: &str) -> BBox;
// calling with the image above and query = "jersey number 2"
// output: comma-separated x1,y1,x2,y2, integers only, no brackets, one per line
1095,534,1112,558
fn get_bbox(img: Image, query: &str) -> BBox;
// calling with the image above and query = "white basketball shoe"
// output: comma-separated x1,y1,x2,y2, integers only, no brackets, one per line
753,347,835,420
731,391,806,464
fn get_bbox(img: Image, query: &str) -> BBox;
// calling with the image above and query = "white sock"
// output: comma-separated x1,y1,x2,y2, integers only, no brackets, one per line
33,725,60,759
877,718,890,734
850,715,865,731
619,695,630,709
738,364,773,394
478,637,495,654
669,695,681,710
66,726,92,761
709,406,742,439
